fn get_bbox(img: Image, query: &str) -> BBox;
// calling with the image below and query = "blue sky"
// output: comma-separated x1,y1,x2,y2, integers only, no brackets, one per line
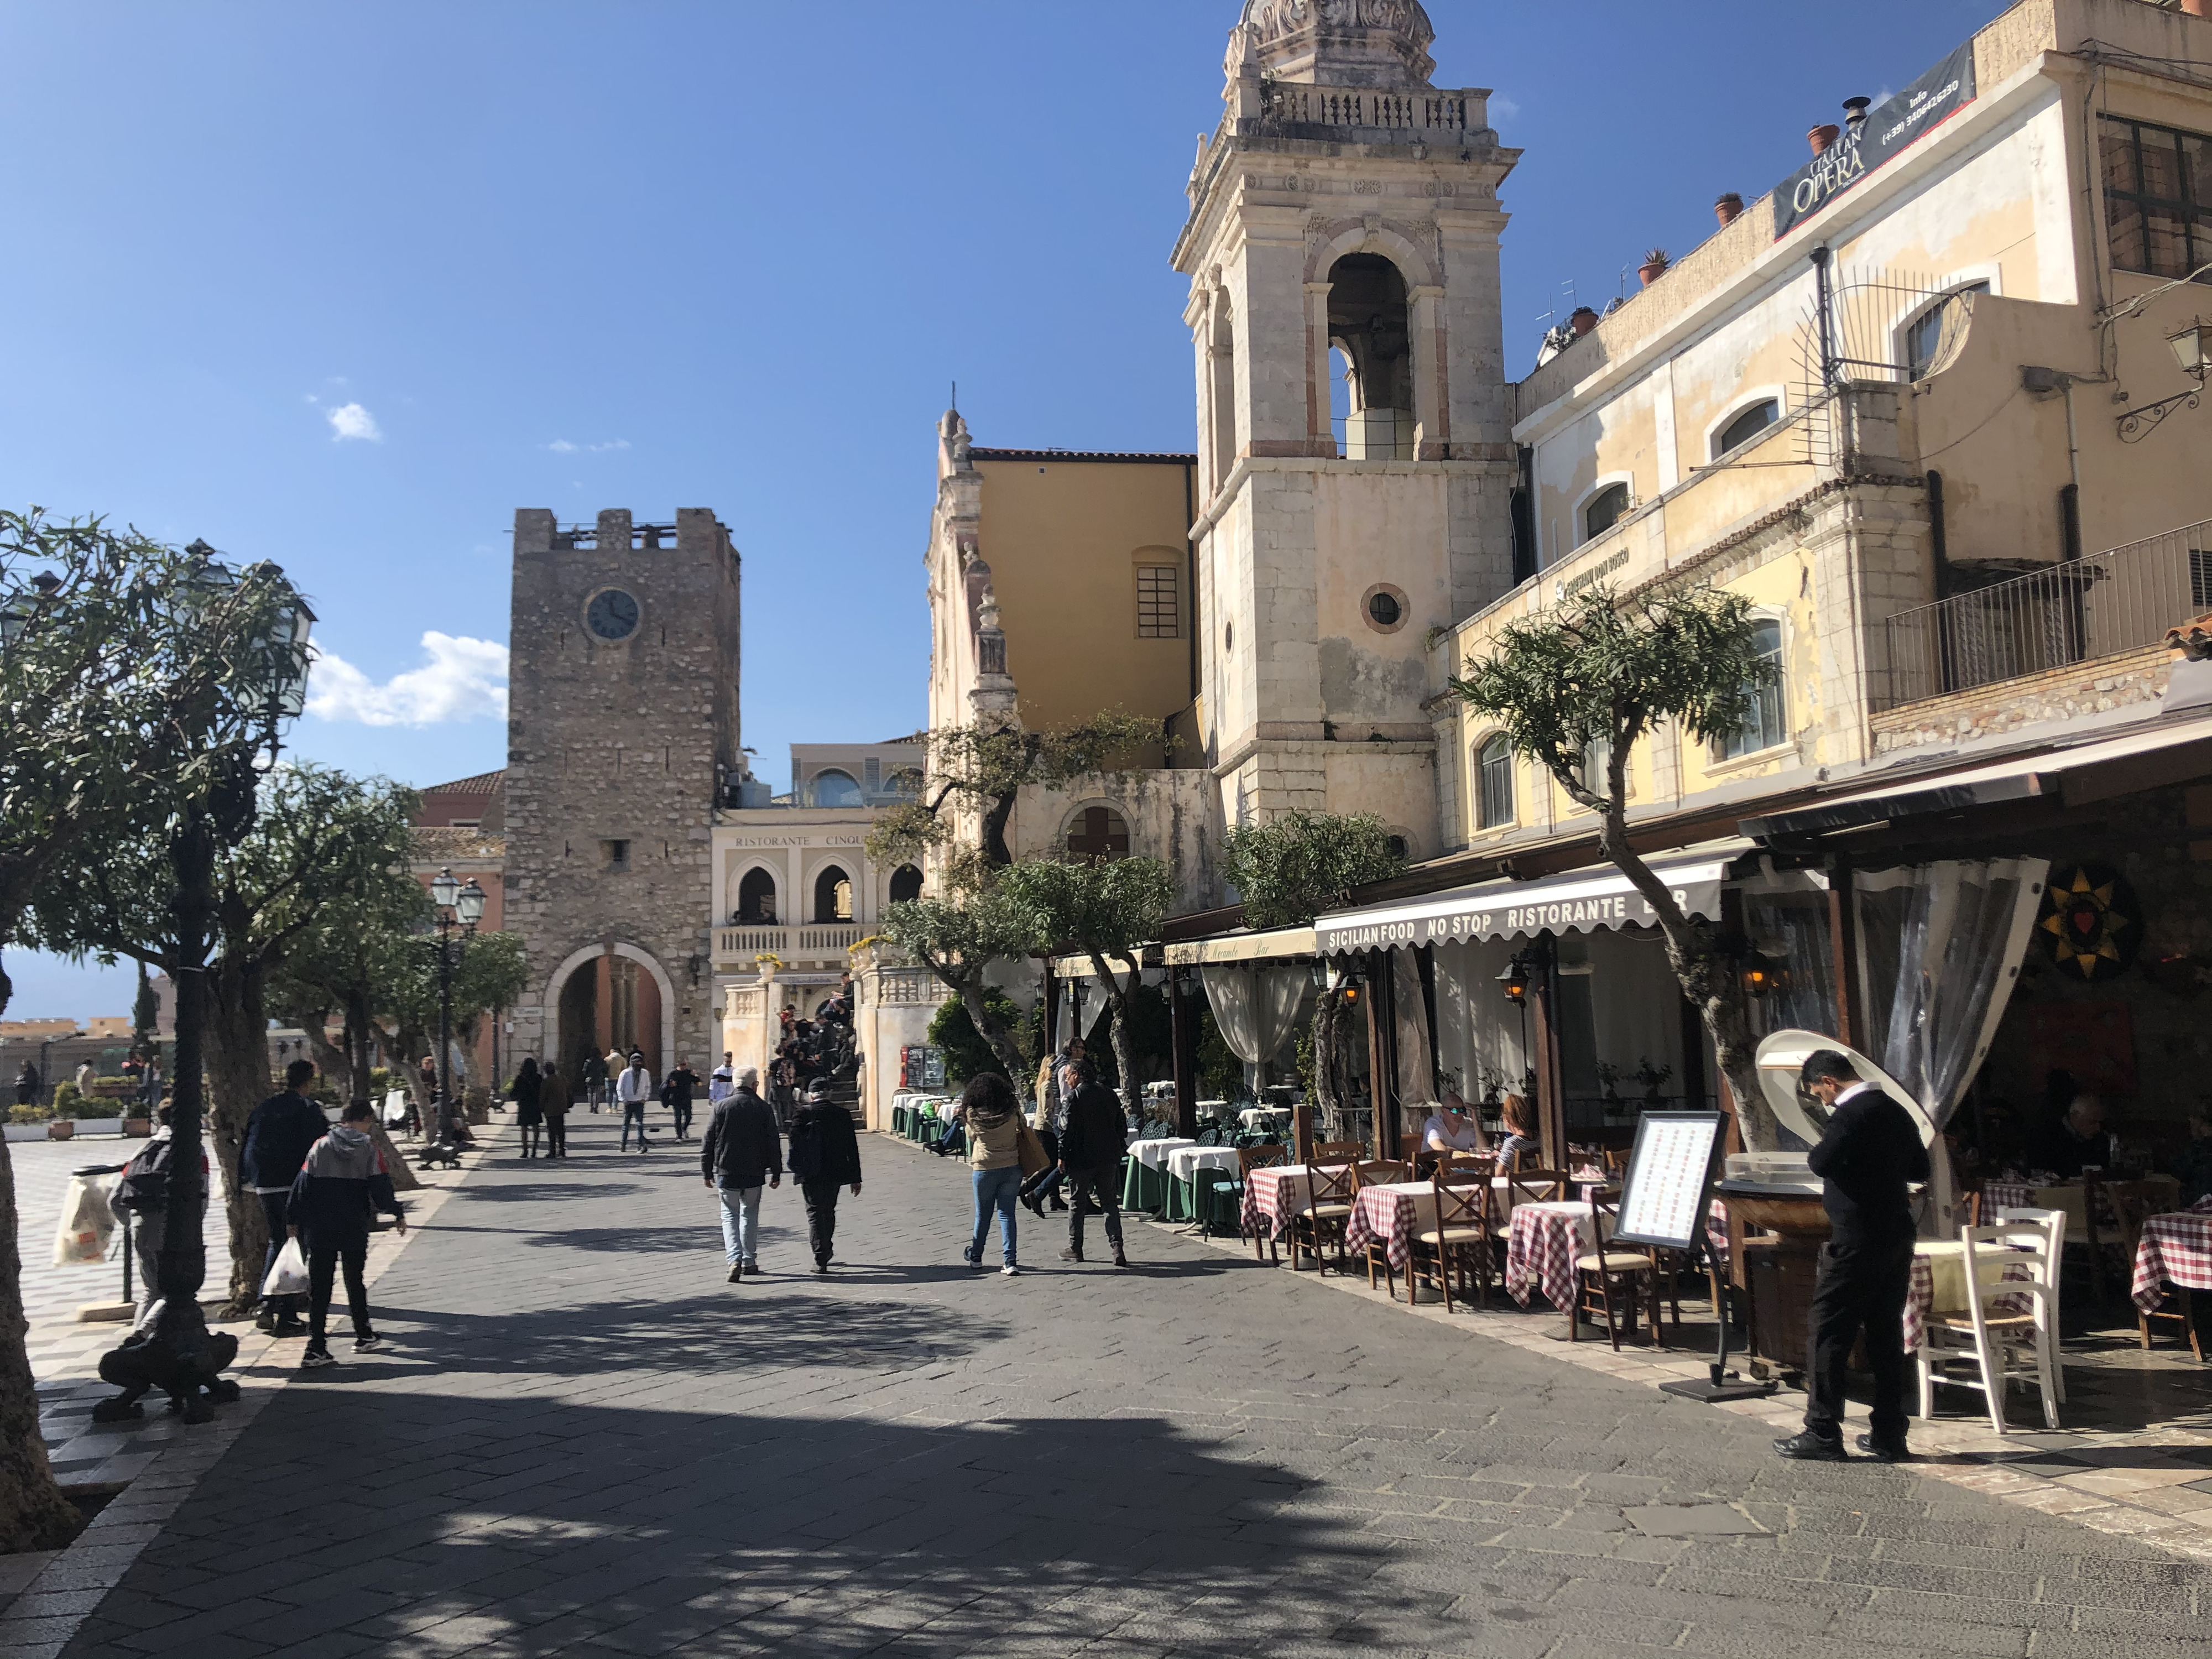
0,0,1992,1016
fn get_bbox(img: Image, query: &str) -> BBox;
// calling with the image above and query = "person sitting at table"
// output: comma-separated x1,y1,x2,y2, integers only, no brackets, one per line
1493,1094,1538,1170
2030,1092,2119,1180
2177,1105,2212,1209
1422,1093,1486,1156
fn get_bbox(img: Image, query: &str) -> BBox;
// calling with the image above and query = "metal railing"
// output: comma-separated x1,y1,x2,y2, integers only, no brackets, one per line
1885,517,2212,708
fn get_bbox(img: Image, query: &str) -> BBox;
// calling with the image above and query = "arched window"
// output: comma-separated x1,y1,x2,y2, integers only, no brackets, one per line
1905,283,1989,382
735,868,778,925
883,768,924,801
1065,805,1130,862
1328,254,1414,460
1719,619,1788,760
809,769,862,808
889,865,924,904
1582,483,1631,544
1713,399,1780,460
813,865,854,924
1477,734,1515,830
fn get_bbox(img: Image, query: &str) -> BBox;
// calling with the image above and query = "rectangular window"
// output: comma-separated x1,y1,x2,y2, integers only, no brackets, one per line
2193,549,2212,612
601,839,630,869
2101,115,2212,283
1719,621,1788,762
1136,564,1181,638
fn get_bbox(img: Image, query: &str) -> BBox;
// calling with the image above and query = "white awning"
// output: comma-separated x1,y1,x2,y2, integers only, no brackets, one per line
1311,845,1747,955
1162,925,1318,967
1740,714,2212,840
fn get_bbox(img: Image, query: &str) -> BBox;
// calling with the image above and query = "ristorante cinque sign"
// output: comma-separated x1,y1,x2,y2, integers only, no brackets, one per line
1773,43,1978,239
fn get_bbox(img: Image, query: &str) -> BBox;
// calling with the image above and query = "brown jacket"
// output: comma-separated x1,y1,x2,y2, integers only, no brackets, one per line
963,1106,1024,1171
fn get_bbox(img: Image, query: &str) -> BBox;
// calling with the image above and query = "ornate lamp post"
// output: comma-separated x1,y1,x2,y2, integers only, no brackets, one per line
96,546,313,1425
426,867,486,1144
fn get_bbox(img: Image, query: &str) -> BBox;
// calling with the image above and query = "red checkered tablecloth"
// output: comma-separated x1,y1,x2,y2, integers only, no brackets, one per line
1983,1181,2037,1213
1504,1201,1595,1310
1241,1165,1346,1241
2132,1206,2212,1314
1345,1182,1489,1272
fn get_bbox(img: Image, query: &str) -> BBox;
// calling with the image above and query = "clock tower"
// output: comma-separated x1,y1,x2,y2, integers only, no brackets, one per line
504,507,743,1083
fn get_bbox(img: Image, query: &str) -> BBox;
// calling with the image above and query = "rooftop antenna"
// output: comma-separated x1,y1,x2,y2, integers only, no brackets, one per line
950,380,958,414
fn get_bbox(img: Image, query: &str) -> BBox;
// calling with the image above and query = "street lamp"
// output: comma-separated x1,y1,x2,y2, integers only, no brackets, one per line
426,868,485,1145
2116,319,2211,442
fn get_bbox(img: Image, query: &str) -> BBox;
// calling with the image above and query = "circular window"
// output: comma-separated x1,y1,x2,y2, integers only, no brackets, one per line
1361,584,1409,634
584,587,641,643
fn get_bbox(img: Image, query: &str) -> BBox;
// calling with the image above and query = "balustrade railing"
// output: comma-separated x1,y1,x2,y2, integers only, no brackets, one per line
714,924,865,963
1260,85,1472,132
1885,518,2212,708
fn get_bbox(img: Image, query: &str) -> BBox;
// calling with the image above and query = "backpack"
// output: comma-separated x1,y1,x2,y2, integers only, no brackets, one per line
111,1136,177,1215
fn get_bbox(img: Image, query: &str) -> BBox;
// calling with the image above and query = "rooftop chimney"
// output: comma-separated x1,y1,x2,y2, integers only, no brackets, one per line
1843,97,1871,135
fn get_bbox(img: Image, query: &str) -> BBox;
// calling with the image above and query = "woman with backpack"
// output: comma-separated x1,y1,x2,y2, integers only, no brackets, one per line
513,1058,544,1159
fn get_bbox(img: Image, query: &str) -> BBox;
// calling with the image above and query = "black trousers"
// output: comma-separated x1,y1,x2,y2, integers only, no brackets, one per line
306,1232,371,1348
1804,1234,1916,1442
520,1119,542,1156
256,1192,297,1313
545,1115,567,1156
802,1179,842,1266
1066,1166,1123,1253
671,1098,693,1138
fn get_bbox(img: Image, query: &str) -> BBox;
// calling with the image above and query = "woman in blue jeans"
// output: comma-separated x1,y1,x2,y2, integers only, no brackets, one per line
956,1072,1026,1276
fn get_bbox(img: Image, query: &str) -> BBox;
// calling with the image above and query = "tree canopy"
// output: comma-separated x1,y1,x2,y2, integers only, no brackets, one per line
1219,810,1405,931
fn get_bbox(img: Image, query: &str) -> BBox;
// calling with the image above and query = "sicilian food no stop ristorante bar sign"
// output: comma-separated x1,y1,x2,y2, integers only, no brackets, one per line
1773,41,1978,239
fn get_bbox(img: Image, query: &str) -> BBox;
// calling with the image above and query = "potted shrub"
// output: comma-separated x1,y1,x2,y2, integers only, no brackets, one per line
5,1103,51,1142
1637,247,1672,287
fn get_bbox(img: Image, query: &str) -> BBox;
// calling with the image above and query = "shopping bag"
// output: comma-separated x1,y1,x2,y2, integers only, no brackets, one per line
53,1173,118,1267
1015,1120,1050,1179
383,1089,411,1128
262,1237,310,1299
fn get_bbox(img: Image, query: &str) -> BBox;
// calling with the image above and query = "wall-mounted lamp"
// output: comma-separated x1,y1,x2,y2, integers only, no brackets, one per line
2118,319,2210,442
1498,957,1530,1005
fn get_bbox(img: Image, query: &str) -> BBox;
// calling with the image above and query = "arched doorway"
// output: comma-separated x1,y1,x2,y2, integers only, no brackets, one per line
889,864,924,904
736,867,778,924
1328,252,1414,459
545,945,671,1082
813,865,854,924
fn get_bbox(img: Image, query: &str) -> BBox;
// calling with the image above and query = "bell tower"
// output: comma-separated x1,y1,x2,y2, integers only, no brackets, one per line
1172,0,1520,859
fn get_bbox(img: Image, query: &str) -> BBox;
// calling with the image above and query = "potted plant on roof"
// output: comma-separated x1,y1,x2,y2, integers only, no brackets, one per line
1637,248,1671,287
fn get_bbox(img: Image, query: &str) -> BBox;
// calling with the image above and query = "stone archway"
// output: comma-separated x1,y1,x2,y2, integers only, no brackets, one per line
544,943,677,1081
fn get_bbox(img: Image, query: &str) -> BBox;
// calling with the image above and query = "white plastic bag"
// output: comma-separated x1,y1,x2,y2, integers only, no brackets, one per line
383,1089,411,1128
262,1237,310,1299
53,1173,117,1267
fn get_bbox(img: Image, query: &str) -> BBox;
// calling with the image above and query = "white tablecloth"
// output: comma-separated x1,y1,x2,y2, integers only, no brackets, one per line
1167,1145,1242,1184
1129,1138,1197,1172
1239,1107,1292,1129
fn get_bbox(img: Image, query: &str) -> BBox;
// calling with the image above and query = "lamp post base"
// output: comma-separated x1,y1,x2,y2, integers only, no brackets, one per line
92,1298,240,1425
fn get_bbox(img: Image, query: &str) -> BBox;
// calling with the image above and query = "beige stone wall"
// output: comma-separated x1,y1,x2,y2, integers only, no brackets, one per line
1871,641,2174,755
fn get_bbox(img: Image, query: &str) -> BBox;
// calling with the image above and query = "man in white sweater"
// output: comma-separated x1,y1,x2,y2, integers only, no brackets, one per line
618,1051,655,1153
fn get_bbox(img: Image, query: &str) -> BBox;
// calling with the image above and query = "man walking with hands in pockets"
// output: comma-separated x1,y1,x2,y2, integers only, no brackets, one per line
701,1066,781,1281
788,1079,863,1275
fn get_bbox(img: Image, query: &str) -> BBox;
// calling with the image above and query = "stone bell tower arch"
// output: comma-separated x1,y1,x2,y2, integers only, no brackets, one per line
1173,0,1520,860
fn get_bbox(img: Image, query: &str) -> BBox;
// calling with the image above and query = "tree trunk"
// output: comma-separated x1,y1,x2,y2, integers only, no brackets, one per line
1088,950,1141,1116
950,977,1029,1095
301,1013,353,1102
204,954,275,1314
0,949,85,1551
980,790,1017,870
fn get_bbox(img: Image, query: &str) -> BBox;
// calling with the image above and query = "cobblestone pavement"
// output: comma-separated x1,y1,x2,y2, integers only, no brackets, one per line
46,1119,2212,1659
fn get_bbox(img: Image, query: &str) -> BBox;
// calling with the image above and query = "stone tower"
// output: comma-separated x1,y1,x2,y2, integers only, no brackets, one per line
503,508,742,1083
1172,0,1520,859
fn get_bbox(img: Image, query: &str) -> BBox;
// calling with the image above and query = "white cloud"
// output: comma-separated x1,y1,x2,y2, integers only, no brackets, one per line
1491,93,1521,123
326,402,383,442
306,632,508,727
545,438,630,454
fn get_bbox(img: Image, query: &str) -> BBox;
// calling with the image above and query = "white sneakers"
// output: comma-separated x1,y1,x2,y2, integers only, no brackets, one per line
1000,1265,1021,1277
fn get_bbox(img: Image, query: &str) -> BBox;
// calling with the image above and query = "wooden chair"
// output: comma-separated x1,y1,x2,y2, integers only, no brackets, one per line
1601,1147,1631,1176
1917,1220,2062,1433
2086,1177,2161,1306
1352,1159,1409,1290
1292,1143,1363,1273
1572,1187,1667,1350
1495,1167,1568,1281
1410,1150,1497,1312
1235,1142,1289,1264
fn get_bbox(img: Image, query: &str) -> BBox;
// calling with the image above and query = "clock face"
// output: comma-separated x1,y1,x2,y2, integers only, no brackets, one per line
585,588,640,643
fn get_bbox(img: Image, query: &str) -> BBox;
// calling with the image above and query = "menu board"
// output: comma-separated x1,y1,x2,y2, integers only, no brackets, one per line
1611,1112,1726,1252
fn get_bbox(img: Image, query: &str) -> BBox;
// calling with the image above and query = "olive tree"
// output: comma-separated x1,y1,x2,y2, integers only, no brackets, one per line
998,855,1176,1113
879,888,1032,1088
1449,583,1781,1148
1218,810,1404,929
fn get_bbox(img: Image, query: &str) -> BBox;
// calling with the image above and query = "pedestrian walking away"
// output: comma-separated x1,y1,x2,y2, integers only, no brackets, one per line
288,1100,409,1368
664,1056,701,1141
788,1079,863,1274
602,1046,625,1114
512,1057,545,1159
110,1104,207,1321
12,1061,38,1109
954,1071,1025,1275
75,1058,97,1098
580,1048,608,1118
701,1066,781,1280
1057,1077,1130,1267
540,1061,571,1157
617,1049,655,1151
241,1058,332,1335
1020,1041,1084,1218
1775,1048,1932,1464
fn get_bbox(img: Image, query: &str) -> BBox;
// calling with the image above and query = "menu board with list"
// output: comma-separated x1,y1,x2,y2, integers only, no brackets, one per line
1611,1112,1727,1253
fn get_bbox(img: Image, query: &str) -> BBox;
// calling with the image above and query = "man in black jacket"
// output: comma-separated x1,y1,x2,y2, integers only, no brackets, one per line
701,1066,782,1282
243,1060,332,1336
288,1102,408,1369
1776,1050,1932,1464
788,1081,863,1275
1057,1079,1130,1268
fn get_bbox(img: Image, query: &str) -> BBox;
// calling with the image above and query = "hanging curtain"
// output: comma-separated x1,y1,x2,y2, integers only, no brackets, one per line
1393,950,1435,1107
1743,889,1840,1040
1199,965,1306,1066
1855,858,2050,1132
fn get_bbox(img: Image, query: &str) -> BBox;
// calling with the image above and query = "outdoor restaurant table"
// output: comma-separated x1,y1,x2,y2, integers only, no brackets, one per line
1345,1180,1488,1273
1165,1145,1241,1224
2131,1201,2212,1314
1241,1162,1347,1241
1239,1106,1292,1131
1979,1176,2179,1242
1504,1201,1596,1312
1122,1138,1197,1213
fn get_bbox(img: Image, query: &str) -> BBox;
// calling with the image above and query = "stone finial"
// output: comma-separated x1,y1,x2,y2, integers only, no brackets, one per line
1236,0,1437,89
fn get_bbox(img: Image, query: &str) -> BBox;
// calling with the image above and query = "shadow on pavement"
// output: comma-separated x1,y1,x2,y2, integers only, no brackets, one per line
446,1182,647,1204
